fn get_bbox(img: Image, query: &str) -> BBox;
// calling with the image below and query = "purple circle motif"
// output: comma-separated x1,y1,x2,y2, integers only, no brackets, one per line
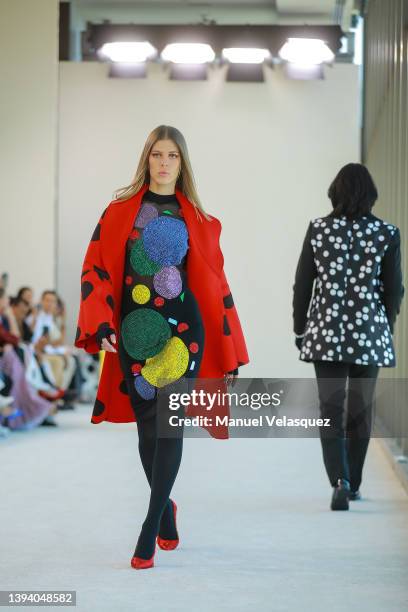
143,217,188,265
153,266,182,299
135,203,158,228
134,375,156,400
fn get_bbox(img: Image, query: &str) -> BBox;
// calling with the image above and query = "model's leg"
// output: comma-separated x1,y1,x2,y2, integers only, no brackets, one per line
313,360,350,486
133,407,184,560
346,363,379,492
118,314,178,543
135,410,178,540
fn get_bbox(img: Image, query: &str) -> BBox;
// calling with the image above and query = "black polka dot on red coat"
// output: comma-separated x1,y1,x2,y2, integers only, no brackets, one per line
223,293,234,308
93,398,105,417
81,281,94,300
106,295,114,310
75,326,81,342
81,269,91,278
91,223,101,241
223,314,231,335
93,265,110,281
97,321,112,335
119,379,129,395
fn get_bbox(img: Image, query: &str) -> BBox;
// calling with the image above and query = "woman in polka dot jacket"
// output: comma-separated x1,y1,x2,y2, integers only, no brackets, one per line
293,163,404,511
75,125,249,569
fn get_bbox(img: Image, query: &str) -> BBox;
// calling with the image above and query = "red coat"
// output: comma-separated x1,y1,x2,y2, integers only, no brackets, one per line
74,183,249,438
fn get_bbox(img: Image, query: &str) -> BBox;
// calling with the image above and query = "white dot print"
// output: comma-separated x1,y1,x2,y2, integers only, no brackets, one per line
301,215,398,367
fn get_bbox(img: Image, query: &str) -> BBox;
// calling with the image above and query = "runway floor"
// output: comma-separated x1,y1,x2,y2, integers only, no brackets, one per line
1,403,407,612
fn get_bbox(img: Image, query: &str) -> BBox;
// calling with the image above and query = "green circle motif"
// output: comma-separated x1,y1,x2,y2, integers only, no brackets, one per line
130,239,161,276
121,308,171,360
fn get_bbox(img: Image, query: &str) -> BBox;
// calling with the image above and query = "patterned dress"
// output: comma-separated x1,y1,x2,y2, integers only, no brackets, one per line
117,189,204,418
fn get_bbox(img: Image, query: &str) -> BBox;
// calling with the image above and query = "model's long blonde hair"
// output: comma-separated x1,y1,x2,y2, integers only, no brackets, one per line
112,125,212,222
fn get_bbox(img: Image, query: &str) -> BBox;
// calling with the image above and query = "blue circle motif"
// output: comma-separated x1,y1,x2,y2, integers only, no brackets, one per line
143,217,188,266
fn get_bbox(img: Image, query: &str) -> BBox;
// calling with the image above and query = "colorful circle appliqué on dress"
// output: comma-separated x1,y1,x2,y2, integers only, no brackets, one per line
153,266,182,299
143,217,188,265
121,308,171,360
134,375,156,400
130,239,161,276
132,284,150,304
142,336,189,387
135,203,158,228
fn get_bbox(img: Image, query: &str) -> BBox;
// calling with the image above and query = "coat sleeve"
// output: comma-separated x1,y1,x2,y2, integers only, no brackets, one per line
74,206,116,354
380,227,405,333
216,218,249,373
292,221,317,336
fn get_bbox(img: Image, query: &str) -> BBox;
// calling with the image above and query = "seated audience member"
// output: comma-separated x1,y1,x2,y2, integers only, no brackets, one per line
16,286,38,336
31,290,77,394
10,295,33,342
0,287,58,429
0,370,14,437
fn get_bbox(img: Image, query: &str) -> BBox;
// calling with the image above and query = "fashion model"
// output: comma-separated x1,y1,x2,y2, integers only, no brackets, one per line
293,163,404,510
75,125,249,568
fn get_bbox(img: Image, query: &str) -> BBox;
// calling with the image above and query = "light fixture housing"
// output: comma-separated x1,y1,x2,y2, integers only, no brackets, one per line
279,38,335,66
222,47,271,64
284,63,324,80
161,43,215,64
108,63,147,79
99,41,157,63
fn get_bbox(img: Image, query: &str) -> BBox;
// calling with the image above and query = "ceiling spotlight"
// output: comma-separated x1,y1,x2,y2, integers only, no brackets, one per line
279,38,335,66
99,41,157,62
161,43,215,64
222,48,271,64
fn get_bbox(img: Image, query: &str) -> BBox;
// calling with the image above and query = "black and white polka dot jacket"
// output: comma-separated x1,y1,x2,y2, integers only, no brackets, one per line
293,212,404,367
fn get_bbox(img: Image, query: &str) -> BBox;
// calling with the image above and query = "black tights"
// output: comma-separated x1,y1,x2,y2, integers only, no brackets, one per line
134,409,184,559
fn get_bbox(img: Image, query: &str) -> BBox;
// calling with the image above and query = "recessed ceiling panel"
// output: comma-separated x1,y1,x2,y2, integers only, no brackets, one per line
276,0,335,12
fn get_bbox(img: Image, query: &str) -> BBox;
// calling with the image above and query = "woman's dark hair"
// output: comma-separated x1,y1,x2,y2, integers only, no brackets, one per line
16,286,32,300
10,296,29,308
328,163,378,219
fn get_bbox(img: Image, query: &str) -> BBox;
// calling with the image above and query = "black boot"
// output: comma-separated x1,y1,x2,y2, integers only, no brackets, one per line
331,478,350,510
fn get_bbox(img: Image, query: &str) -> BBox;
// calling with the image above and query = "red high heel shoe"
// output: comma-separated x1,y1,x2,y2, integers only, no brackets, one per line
157,500,179,550
130,547,156,570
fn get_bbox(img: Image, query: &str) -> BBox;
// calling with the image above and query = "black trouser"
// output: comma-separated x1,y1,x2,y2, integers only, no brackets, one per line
313,360,379,491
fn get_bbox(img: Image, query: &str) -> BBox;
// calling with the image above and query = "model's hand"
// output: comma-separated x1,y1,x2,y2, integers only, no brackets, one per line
295,336,303,350
101,333,117,353
224,372,238,387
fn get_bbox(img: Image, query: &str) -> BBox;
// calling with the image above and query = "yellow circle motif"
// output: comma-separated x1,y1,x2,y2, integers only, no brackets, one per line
132,284,150,304
142,336,189,387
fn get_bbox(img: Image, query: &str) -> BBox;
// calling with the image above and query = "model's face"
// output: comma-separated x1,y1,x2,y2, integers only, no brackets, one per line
148,139,181,188
41,293,57,314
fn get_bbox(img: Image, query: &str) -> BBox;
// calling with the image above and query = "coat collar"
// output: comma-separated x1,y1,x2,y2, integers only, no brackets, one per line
103,183,222,276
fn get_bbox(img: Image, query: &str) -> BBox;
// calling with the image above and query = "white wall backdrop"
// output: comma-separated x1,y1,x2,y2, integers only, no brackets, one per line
0,0,58,294
58,61,360,377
